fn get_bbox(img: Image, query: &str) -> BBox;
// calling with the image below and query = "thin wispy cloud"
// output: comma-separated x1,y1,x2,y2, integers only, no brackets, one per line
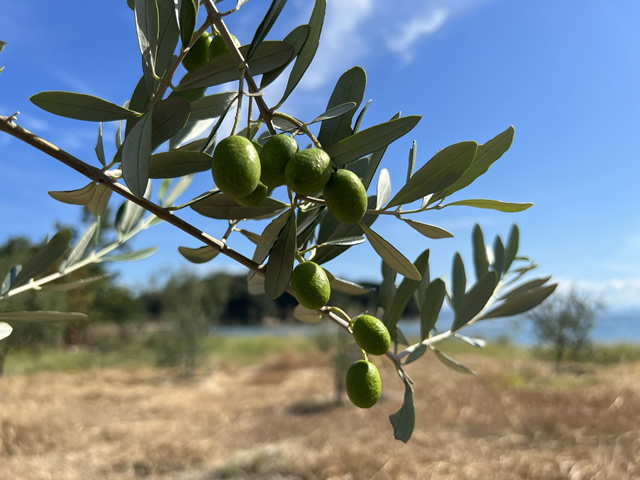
385,8,449,63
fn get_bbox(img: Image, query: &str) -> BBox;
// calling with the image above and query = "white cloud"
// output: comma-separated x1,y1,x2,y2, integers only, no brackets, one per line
385,8,449,63
554,276,640,311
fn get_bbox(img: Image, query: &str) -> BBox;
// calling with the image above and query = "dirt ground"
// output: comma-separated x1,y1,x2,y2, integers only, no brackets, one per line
1,350,639,480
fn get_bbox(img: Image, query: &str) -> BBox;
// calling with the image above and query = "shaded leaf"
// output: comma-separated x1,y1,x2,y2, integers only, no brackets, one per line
192,194,288,220
327,116,421,167
48,275,109,292
404,344,427,365
310,102,357,124
189,92,238,121
439,126,515,199
0,311,88,322
389,379,415,443
472,224,489,282
403,219,453,239
102,247,158,262
383,249,430,339
12,230,72,289
420,278,446,341
387,141,477,208
376,168,391,210
122,110,153,197
451,271,497,331
179,0,197,48
277,0,325,106
178,41,294,90
149,150,211,178
493,235,505,278
499,276,552,301
480,284,557,320
444,198,533,212
178,245,220,264
324,270,371,296
317,66,366,148
155,0,179,76
353,99,372,133
151,96,191,149
30,91,141,122
115,199,146,237
504,224,520,272
236,228,262,245
360,223,421,281
0,322,12,341
252,210,292,265
247,0,288,61
318,236,365,248
407,140,416,183
451,252,466,311
164,174,195,206
49,183,96,206
260,24,309,89
264,212,296,298
2,267,21,295
361,112,399,189
434,348,476,375
293,304,323,324
95,123,106,166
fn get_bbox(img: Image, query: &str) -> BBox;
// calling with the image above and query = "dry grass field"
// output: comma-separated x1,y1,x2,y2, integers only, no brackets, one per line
1,345,639,480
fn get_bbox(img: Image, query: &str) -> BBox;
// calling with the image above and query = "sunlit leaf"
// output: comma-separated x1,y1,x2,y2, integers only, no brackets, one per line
148,150,211,178
247,0,288,61
102,247,158,262
277,0,325,107
383,249,429,339
327,115,421,167
293,304,322,324
192,194,288,220
479,284,557,320
0,322,12,341
455,334,487,348
49,183,96,206
151,96,190,149
66,223,97,267
178,245,220,264
264,211,296,298
30,91,141,122
389,379,415,443
12,230,72,289
376,168,391,210
178,41,294,90
164,174,194,206
387,141,477,208
134,0,159,74
403,219,453,239
451,271,497,331
189,92,238,121
472,224,489,282
420,278,446,341
318,236,365,248
361,223,421,281
434,348,476,375
317,67,366,148
443,198,533,212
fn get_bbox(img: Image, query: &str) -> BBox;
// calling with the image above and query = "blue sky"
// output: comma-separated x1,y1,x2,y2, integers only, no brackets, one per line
1,1,640,310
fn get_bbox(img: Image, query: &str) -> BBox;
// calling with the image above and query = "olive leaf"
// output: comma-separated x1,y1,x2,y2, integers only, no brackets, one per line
247,0,288,61
0,322,12,341
260,24,309,89
30,91,142,122
12,230,72,289
189,92,238,121
420,278,446,341
0,311,88,322
178,245,220,264
191,194,288,220
122,109,153,197
148,150,212,178
389,377,415,443
451,271,498,331
360,223,421,281
403,219,453,239
264,211,297,298
443,199,533,212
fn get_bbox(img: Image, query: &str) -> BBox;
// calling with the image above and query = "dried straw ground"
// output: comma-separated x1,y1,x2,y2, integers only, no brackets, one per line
1,350,639,479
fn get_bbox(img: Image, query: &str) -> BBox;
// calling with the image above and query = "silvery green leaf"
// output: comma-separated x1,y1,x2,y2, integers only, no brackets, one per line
472,223,489,282
451,271,497,331
360,223,421,281
420,278,446,341
179,0,197,48
178,245,220,264
443,199,533,212
451,252,466,311
66,223,98,267
493,235,505,278
189,92,238,121
30,91,142,122
192,194,288,220
246,0,288,61
318,236,365,248
260,24,309,89
353,99,372,134
95,123,106,166
12,230,72,289
149,150,211,178
272,115,302,133
375,168,391,210
277,0,325,107
151,96,190,150
115,198,145,238
310,102,357,124
324,270,371,296
403,219,453,239
253,210,292,265
407,140,416,183
102,247,158,262
479,284,557,320
499,276,552,301
504,224,520,272
134,0,159,74
47,275,109,292
434,348,476,375
236,228,262,245
455,334,487,348
86,184,112,216
164,175,195,207
49,183,96,206
404,343,427,365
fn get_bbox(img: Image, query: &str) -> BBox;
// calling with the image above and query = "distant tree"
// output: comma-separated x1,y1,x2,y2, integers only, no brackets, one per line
529,288,605,367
